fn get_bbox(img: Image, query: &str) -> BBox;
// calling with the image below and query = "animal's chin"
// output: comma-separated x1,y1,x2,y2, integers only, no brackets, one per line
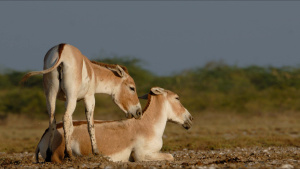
168,119,183,125
168,119,192,129
134,116,142,120
125,113,134,119
182,124,191,130
182,121,192,130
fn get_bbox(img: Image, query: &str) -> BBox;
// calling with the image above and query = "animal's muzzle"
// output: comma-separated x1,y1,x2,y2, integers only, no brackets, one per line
126,113,133,119
182,115,193,130
126,108,142,119
134,108,143,119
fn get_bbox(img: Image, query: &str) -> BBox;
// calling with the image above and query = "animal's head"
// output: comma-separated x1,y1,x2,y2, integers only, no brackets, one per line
109,65,142,119
140,87,193,130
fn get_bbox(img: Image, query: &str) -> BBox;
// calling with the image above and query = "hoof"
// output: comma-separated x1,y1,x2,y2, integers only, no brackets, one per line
64,150,74,160
93,149,100,156
63,155,75,162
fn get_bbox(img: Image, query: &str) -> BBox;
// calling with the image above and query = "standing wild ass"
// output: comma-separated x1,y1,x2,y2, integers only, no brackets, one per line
21,44,142,160
35,87,193,163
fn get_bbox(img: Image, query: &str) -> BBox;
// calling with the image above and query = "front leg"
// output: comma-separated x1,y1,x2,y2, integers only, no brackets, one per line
84,95,99,155
144,152,174,161
146,152,174,161
45,88,58,162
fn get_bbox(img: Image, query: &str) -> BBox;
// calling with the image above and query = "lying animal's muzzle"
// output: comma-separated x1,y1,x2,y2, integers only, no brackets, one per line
125,113,133,119
126,108,142,119
132,108,142,119
135,108,142,118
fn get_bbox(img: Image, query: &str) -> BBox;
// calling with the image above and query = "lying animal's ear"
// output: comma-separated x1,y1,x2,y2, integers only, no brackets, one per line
138,94,148,100
150,87,165,95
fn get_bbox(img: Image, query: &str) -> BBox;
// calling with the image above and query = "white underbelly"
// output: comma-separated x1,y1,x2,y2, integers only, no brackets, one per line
108,147,132,162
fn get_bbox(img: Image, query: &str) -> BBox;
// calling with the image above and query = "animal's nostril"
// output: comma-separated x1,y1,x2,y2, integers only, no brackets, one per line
136,109,142,117
189,116,193,121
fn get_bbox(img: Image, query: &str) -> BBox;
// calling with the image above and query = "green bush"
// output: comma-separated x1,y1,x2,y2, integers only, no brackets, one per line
0,88,47,119
1,57,300,119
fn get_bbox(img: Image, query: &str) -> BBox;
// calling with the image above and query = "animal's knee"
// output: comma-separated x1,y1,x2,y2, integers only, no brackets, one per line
63,115,74,134
63,114,72,123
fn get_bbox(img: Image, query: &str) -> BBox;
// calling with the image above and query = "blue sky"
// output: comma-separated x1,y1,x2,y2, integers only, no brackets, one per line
1,1,300,75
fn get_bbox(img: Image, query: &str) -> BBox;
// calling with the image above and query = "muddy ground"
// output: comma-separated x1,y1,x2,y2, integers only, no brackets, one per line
0,147,298,168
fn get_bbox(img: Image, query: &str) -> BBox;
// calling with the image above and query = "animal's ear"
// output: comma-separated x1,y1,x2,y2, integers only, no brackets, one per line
109,65,125,77
114,65,125,77
150,87,165,95
138,94,148,100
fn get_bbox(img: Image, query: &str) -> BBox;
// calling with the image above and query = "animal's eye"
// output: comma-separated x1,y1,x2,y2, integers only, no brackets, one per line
130,87,135,92
175,97,180,100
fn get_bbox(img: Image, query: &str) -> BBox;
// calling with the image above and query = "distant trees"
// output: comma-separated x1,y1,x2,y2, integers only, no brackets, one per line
1,57,300,120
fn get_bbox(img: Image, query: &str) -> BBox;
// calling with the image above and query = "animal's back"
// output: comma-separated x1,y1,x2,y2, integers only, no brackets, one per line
37,120,137,162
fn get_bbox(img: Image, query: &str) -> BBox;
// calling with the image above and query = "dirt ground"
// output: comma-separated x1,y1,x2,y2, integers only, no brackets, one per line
0,111,299,168
0,146,299,168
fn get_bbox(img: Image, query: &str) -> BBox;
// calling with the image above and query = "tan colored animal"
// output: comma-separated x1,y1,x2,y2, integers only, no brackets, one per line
21,44,142,160
35,87,193,163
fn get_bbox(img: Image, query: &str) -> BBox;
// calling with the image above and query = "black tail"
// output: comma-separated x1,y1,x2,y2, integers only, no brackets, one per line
45,147,52,162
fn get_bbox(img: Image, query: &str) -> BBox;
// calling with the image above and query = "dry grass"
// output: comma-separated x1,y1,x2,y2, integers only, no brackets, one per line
0,115,48,153
0,111,299,154
163,111,300,151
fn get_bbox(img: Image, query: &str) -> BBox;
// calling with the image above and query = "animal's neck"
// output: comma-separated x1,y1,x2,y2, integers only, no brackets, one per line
135,96,168,138
93,65,121,95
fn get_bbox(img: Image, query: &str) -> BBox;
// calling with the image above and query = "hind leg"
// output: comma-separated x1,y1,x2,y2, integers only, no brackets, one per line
60,65,81,159
63,97,77,159
43,73,59,162
84,95,99,155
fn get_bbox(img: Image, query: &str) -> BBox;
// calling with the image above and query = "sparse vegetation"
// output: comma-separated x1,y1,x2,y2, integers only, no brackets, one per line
0,56,299,168
2,57,300,119
0,56,299,154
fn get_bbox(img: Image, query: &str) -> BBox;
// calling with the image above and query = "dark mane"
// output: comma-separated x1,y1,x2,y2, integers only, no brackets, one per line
90,61,129,74
142,93,152,113
56,93,153,129
56,120,117,129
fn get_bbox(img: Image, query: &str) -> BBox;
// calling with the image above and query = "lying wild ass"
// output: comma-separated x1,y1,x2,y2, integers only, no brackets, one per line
35,87,193,163
21,44,142,159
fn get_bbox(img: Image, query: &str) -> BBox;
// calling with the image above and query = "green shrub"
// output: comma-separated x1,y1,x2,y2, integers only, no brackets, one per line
1,57,300,119
0,88,47,119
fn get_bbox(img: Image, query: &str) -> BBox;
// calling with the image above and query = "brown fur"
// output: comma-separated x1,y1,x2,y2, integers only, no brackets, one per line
58,43,65,57
37,88,192,163
24,43,141,159
142,94,152,113
56,120,117,129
